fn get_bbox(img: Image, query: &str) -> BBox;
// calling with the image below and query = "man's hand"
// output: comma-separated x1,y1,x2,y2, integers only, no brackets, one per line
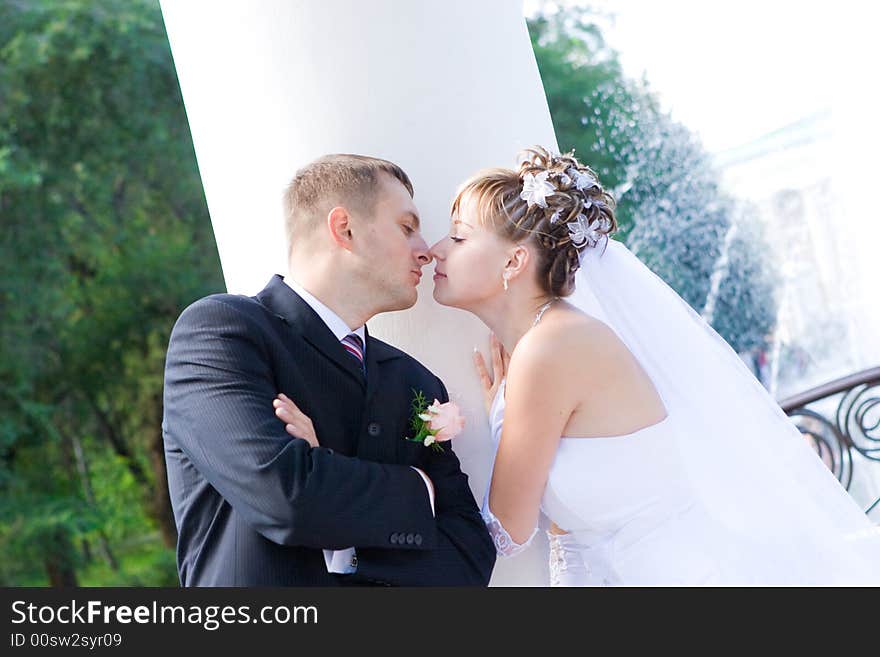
473,332,510,416
273,393,319,447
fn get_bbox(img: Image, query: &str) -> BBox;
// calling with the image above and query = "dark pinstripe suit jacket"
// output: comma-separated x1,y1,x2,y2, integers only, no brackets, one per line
162,275,495,586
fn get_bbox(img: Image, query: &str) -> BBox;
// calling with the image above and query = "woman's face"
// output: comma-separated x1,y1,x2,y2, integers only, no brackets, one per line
429,193,512,310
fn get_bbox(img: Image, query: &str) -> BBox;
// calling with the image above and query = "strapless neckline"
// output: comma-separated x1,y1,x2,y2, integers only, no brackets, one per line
559,414,670,442
491,378,670,443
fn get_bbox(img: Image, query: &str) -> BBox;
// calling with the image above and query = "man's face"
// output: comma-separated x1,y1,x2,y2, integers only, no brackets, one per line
352,174,431,312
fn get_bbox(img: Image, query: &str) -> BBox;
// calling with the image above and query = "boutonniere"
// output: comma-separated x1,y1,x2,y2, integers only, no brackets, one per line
405,389,465,453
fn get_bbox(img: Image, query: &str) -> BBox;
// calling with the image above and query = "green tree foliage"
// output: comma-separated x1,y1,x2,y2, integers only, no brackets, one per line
527,6,778,353
0,0,223,585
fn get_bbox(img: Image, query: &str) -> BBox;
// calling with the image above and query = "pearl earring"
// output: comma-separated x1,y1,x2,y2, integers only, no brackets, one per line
503,274,509,291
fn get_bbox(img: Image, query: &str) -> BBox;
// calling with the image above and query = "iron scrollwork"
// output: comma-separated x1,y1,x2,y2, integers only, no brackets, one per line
779,367,880,513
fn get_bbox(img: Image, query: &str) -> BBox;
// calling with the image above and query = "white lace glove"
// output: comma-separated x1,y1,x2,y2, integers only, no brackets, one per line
480,496,538,558
481,378,538,556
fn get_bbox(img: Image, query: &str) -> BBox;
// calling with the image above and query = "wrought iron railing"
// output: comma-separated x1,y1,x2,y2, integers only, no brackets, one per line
779,366,880,514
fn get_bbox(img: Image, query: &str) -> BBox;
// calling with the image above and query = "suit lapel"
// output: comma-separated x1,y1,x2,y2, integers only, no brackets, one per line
361,329,409,461
255,275,366,388
364,326,390,405
255,276,409,460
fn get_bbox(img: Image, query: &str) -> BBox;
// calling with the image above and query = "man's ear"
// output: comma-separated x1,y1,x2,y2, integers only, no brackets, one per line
327,206,353,251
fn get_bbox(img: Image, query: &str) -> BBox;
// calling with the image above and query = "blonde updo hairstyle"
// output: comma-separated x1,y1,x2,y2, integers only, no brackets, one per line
451,146,617,297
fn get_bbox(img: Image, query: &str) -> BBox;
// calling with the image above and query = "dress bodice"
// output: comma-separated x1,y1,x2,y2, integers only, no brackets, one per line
488,379,744,586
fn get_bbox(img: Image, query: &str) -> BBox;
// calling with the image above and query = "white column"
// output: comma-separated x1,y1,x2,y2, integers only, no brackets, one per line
161,0,557,585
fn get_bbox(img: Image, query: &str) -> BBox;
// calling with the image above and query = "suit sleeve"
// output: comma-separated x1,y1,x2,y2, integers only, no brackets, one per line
162,297,437,550
349,378,497,586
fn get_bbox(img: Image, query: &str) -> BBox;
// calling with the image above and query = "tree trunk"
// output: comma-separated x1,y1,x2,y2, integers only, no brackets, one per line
45,559,78,587
84,392,177,548
85,393,149,486
148,395,177,548
65,428,119,571
44,527,79,587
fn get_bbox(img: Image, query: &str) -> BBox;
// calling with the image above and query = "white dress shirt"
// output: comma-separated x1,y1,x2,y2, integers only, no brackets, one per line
283,276,435,574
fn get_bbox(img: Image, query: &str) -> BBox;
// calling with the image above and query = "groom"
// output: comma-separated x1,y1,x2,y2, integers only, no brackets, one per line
162,154,495,586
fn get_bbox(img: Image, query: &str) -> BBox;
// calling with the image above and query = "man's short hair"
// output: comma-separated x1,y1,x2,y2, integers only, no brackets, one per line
283,154,414,250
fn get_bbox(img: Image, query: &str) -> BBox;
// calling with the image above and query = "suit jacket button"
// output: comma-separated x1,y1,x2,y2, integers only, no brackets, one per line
389,533,399,544
367,422,381,437
405,533,414,545
414,534,422,546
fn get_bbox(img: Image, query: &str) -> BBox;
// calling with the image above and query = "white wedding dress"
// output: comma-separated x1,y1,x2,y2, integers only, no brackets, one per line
480,238,880,586
487,380,768,586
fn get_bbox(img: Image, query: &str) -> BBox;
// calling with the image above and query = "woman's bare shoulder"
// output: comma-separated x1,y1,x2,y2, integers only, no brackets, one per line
527,305,618,351
511,305,621,383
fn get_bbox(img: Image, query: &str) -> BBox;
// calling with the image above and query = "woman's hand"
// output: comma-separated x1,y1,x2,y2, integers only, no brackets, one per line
473,333,510,416
273,393,319,447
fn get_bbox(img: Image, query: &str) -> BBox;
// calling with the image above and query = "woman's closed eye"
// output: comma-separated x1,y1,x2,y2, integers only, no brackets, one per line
450,236,465,243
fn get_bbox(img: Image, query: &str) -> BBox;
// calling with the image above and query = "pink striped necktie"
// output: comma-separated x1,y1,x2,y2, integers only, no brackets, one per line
341,333,365,375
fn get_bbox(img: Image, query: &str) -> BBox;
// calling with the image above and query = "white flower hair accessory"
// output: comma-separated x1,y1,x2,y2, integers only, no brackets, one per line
569,167,598,192
520,171,556,208
567,214,611,248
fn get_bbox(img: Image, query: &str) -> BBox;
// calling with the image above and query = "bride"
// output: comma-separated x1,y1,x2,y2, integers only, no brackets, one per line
428,146,880,585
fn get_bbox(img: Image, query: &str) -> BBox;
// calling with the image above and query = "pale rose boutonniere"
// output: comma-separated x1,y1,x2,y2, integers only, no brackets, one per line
405,389,465,453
